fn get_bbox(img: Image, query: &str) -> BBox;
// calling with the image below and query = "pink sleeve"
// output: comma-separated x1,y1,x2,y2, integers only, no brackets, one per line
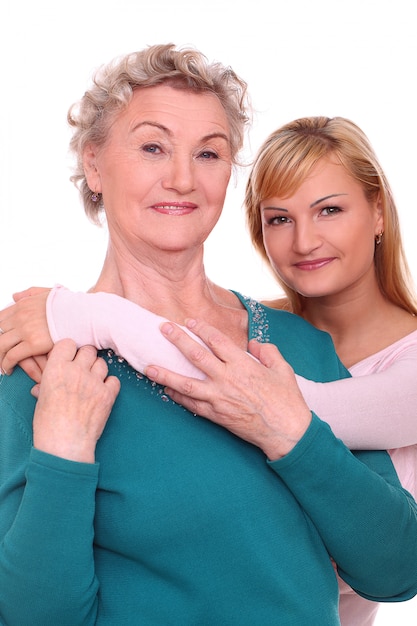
46,285,206,379
296,343,417,449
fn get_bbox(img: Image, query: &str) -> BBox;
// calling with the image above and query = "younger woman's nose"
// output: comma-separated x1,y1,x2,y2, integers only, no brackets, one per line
292,222,322,254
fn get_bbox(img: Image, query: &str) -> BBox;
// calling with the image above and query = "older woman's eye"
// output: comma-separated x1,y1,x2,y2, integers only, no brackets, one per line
142,143,162,154
198,150,219,160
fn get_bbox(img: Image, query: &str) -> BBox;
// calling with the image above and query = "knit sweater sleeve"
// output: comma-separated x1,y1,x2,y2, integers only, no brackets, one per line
46,285,206,379
295,337,417,449
270,414,417,601
0,369,100,626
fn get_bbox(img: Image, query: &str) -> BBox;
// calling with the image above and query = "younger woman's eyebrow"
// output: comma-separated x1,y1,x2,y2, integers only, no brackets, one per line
262,192,349,213
262,206,288,213
310,193,347,207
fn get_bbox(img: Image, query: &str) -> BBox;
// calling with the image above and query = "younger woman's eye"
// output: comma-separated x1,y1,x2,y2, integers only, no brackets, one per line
267,215,291,225
321,205,341,216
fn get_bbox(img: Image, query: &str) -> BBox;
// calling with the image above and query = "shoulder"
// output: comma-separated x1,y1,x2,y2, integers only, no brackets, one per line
235,293,348,382
261,296,290,311
350,328,417,375
0,367,37,422
0,368,37,451
262,300,331,336
264,305,350,381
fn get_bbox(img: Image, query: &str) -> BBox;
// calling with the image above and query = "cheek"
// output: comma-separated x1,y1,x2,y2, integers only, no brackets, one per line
263,229,288,263
342,227,375,261
204,166,231,203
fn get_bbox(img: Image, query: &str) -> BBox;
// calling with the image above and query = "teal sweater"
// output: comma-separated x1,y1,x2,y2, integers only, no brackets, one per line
1,295,417,625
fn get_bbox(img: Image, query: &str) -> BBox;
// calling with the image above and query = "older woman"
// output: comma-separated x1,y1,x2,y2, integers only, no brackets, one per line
1,45,417,626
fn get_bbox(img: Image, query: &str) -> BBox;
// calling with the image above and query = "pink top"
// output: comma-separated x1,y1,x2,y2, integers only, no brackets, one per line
47,286,208,380
46,285,417,626
296,335,417,496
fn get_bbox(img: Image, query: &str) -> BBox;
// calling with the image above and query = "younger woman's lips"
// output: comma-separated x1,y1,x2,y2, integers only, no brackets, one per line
294,258,335,271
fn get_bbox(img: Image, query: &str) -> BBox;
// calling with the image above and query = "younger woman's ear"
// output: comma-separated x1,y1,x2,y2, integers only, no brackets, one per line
83,144,102,193
374,194,384,235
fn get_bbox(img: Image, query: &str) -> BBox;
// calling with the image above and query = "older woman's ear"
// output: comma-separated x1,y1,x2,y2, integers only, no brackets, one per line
83,143,102,194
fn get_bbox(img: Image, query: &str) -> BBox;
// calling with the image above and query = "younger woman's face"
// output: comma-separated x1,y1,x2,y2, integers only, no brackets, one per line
260,156,384,300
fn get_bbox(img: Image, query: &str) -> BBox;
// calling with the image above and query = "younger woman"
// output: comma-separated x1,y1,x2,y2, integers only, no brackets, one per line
244,116,417,625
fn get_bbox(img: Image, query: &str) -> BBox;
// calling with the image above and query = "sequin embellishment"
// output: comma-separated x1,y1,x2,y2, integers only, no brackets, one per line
101,294,271,406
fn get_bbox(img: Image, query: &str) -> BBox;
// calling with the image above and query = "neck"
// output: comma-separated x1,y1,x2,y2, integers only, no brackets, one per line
300,275,417,367
89,241,247,345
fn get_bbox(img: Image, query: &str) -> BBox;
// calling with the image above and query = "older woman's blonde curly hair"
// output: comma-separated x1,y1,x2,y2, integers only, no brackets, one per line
67,43,251,223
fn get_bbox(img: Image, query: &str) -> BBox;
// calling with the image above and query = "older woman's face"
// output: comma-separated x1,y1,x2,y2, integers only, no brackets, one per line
84,85,232,258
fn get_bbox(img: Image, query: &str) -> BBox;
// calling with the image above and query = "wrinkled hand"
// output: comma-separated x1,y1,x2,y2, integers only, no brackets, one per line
145,319,312,460
33,339,121,463
0,286,52,380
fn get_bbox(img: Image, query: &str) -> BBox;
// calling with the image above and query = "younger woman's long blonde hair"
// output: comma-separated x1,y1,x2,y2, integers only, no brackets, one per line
245,116,417,315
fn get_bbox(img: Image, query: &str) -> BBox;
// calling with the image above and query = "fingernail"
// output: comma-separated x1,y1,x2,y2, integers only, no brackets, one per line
145,366,158,379
160,322,174,335
185,318,197,329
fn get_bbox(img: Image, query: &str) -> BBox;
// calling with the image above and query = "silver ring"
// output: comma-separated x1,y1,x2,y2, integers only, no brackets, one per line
0,327,4,334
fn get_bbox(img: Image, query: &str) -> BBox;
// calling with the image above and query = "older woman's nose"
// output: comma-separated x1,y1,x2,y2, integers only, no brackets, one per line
162,155,196,194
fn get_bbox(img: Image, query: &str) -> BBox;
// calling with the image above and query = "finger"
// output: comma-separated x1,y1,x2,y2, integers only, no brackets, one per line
0,334,45,374
104,375,121,399
0,303,19,325
73,345,100,369
181,318,245,362
248,340,284,369
33,354,48,372
46,339,78,366
30,383,41,399
0,332,27,374
164,387,203,414
145,362,208,401
90,355,110,379
18,357,44,383
1,294,49,337
12,286,50,302
159,322,222,376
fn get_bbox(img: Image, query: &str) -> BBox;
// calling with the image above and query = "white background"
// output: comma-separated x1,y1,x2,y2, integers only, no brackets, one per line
1,1,416,622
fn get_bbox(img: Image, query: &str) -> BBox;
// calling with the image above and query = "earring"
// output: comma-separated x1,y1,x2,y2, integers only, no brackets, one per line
375,231,383,245
91,191,101,203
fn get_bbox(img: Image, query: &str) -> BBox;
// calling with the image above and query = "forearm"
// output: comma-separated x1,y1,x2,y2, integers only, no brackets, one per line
270,415,417,600
0,448,99,625
296,355,417,449
0,376,98,626
47,286,206,378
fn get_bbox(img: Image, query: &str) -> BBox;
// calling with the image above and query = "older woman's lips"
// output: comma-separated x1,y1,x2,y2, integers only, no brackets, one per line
152,202,198,215
294,258,335,271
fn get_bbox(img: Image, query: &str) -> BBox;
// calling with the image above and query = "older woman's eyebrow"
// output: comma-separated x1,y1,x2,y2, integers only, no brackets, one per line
131,121,230,144
131,121,172,135
201,131,230,144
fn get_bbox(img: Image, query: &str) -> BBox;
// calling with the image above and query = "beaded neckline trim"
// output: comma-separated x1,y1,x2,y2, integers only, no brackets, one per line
235,293,271,344
102,293,270,406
